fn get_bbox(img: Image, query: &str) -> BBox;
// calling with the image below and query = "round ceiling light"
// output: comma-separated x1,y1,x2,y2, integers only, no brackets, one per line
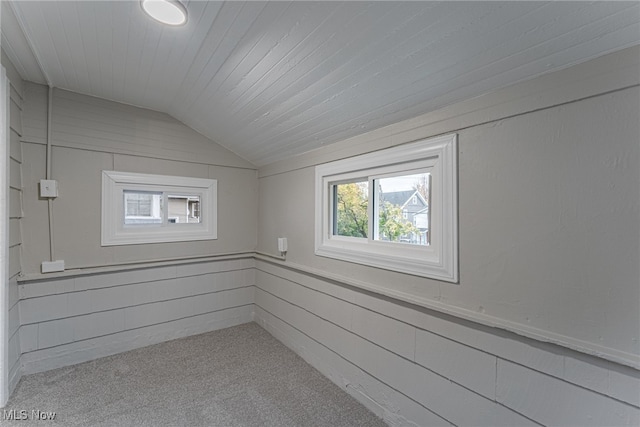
141,0,187,26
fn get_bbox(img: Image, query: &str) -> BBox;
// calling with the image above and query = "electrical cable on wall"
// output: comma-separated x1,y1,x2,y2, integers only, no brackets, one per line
46,86,55,263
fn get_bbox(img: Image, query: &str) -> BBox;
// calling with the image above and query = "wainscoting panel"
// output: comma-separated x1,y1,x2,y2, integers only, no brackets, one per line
17,258,255,375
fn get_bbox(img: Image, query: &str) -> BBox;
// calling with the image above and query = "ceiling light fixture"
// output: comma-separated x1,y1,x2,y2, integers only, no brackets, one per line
141,0,187,26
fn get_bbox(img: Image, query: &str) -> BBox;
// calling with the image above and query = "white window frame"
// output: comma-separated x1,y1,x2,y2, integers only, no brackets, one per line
101,171,217,246
315,133,458,282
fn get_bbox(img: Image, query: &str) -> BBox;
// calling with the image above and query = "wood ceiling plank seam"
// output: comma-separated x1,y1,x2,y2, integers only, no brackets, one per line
200,2,400,151
110,2,138,104
262,54,595,168
55,3,83,87
477,2,637,69
240,2,519,144
416,3,640,111
210,8,364,150
169,5,258,116
172,1,247,91
21,2,66,87
238,1,580,155
240,23,576,153
226,2,349,116
139,26,175,104
94,2,115,99
211,2,329,110
41,3,71,88
70,1,96,95
130,11,165,109
260,25,640,165
226,12,464,154
163,0,226,106
79,1,105,98
239,2,633,155
55,2,90,93
122,7,153,106
123,5,168,107
241,24,509,151
182,2,294,121
144,1,220,108
225,3,446,142
171,1,268,113
214,3,352,142
223,3,404,131
139,1,212,106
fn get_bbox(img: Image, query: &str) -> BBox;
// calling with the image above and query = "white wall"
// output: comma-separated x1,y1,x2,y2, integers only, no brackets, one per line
13,82,259,375
255,47,640,426
3,37,638,426
18,258,254,375
20,84,258,275
2,49,25,396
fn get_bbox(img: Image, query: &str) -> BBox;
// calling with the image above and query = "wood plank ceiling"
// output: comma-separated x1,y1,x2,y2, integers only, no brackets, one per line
3,1,639,166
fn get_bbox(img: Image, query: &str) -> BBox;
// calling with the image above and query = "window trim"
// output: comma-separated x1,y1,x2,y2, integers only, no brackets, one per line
101,171,217,246
315,133,458,282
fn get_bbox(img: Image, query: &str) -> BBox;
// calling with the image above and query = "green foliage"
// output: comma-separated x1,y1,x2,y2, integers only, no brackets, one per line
335,182,368,237
378,201,420,242
335,182,419,242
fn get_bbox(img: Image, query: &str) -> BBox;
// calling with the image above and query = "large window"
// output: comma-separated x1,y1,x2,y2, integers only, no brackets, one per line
101,171,216,246
315,134,458,282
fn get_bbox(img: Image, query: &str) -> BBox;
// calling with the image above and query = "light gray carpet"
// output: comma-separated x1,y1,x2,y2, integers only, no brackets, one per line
2,323,386,426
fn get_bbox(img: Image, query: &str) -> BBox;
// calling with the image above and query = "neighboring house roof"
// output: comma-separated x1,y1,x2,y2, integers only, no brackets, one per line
380,190,428,211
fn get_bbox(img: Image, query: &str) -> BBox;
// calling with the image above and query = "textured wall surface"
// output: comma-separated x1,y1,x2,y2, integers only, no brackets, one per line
255,48,640,426
18,259,255,375
20,84,257,276
3,49,25,395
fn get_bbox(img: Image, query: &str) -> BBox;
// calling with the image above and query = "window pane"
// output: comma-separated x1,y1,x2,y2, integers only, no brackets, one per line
124,191,162,225
333,181,368,238
375,173,430,245
167,195,201,224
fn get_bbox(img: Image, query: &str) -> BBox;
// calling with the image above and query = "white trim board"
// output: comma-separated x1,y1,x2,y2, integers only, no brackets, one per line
0,66,10,406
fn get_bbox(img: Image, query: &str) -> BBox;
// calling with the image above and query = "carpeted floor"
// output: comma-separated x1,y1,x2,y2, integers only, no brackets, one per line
2,323,386,426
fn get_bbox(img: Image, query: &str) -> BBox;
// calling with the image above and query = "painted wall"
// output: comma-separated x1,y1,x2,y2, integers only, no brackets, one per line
18,258,254,375
255,47,640,425
12,82,259,376
2,49,25,395
20,83,258,276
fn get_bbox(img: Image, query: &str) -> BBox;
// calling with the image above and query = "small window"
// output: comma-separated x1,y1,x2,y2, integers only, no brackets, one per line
123,191,162,225
315,133,457,282
333,180,369,238
102,171,217,246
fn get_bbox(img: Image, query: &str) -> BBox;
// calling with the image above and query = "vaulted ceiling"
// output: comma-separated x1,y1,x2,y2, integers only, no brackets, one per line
2,1,639,166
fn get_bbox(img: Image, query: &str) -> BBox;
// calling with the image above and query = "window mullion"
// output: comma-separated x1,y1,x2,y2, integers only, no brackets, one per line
161,192,168,228
368,177,374,243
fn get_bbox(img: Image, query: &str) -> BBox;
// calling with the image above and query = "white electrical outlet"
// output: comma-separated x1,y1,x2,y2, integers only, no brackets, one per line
40,179,59,198
278,237,288,253
42,260,65,273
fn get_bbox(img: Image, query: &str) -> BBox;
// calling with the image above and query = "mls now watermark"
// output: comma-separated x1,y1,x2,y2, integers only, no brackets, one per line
2,409,56,421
